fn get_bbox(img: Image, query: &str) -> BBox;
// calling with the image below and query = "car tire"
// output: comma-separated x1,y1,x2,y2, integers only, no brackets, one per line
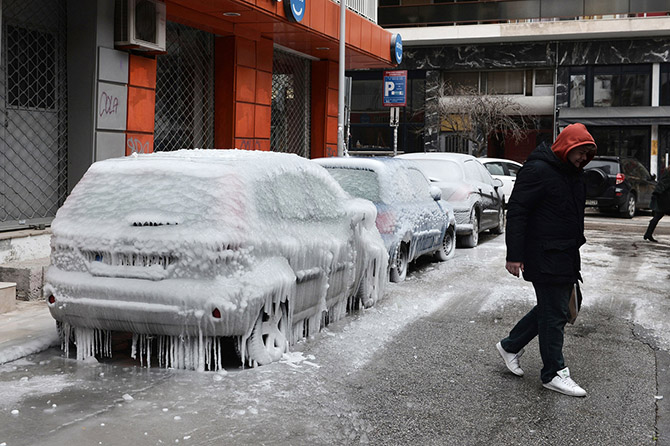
246,301,289,367
434,226,456,261
490,207,505,235
458,210,479,248
390,243,409,283
620,193,636,219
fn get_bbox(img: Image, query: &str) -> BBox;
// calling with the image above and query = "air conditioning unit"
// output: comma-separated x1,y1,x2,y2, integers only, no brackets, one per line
115,0,166,52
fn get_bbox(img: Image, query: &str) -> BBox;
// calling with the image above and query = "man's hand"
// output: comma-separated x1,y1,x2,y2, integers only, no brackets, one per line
506,261,524,277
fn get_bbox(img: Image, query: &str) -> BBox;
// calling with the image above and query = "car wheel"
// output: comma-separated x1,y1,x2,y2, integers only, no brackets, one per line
458,210,479,248
490,207,505,235
434,226,456,261
246,301,289,366
355,259,378,308
390,243,409,283
620,193,636,219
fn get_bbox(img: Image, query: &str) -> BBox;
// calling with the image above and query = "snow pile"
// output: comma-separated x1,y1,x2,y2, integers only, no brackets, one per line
45,149,388,371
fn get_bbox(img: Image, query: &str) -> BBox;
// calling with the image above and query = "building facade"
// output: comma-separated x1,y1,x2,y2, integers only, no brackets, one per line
0,0,396,231
347,1,670,178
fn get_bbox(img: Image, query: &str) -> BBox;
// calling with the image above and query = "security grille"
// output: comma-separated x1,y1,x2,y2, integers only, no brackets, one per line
0,0,68,231
154,22,214,152
271,49,311,158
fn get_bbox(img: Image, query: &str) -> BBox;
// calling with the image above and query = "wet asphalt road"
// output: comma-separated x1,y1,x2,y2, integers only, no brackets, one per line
0,211,669,445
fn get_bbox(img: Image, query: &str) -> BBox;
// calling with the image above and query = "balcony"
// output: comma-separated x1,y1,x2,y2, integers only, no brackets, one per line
378,0,668,27
335,0,378,23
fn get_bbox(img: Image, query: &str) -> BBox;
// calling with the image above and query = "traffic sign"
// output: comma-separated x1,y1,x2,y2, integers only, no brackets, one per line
383,70,407,107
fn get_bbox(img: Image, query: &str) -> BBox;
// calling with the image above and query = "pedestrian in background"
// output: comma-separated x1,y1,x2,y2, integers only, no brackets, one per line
496,123,596,397
643,168,670,242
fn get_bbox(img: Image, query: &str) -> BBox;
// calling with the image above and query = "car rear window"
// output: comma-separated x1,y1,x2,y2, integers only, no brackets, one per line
584,159,620,174
326,167,381,203
408,159,463,182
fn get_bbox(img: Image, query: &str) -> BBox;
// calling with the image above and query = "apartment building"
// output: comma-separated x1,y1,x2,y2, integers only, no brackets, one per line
349,1,670,177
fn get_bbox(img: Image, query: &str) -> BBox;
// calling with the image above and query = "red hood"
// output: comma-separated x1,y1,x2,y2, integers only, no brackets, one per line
551,123,597,169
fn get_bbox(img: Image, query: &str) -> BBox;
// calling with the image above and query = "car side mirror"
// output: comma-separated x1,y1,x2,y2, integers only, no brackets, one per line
430,185,442,201
493,178,504,188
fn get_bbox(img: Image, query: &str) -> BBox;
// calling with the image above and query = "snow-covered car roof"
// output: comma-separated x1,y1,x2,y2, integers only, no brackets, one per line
478,157,522,166
315,156,430,204
52,149,348,241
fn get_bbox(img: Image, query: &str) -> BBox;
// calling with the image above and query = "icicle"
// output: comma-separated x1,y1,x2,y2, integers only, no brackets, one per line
197,330,205,372
131,333,138,360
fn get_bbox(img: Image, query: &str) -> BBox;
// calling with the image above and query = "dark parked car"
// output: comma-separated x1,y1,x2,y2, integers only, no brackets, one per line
584,156,657,218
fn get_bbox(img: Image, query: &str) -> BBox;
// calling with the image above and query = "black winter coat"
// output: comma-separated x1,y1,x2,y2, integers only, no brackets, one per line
505,143,586,284
650,169,670,215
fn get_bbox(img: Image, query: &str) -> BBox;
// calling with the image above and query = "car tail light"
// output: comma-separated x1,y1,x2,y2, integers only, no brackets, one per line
375,211,395,234
616,173,625,184
47,295,56,304
212,308,221,319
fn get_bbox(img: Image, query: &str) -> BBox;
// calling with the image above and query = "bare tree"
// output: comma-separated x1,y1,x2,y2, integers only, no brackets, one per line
424,80,535,157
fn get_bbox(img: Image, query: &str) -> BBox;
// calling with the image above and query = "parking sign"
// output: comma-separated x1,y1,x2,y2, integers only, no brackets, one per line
383,70,407,107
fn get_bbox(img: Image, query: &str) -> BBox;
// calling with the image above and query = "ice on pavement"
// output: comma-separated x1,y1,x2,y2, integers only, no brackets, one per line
43,149,388,371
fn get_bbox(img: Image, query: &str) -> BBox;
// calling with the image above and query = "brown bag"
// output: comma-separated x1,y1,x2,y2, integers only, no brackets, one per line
568,282,582,324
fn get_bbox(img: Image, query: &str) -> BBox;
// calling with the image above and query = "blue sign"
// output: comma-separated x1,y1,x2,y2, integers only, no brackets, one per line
284,0,305,22
391,33,403,64
383,70,407,107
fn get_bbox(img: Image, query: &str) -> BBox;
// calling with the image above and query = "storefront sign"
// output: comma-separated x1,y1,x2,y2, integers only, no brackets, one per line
390,34,403,64
284,0,305,22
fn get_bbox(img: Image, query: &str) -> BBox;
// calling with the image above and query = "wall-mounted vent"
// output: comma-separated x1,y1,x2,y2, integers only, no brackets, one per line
115,0,166,53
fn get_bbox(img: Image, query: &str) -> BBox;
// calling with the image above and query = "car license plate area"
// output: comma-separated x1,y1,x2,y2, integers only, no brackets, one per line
585,199,598,206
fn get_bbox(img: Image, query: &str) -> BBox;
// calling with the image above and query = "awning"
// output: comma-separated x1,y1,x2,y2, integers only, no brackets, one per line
558,106,670,126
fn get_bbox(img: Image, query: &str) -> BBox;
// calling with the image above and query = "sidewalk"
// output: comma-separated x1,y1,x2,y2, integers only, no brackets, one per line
0,300,59,364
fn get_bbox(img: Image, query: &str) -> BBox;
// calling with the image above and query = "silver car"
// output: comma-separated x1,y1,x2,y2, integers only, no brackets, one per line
397,152,504,248
44,150,388,370
316,157,456,282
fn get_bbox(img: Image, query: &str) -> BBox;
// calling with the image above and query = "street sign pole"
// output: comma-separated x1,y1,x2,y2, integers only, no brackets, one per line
390,107,399,156
383,70,406,156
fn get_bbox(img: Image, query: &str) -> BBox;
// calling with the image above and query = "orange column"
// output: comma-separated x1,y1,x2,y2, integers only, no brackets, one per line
215,36,273,151
126,54,156,155
311,59,339,158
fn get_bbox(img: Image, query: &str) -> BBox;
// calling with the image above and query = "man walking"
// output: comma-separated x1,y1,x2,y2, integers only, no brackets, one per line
496,123,596,397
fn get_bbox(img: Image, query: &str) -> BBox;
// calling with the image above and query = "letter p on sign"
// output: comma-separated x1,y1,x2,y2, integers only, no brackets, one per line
384,81,395,97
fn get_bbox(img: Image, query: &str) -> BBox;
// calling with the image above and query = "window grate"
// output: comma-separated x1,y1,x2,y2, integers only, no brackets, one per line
271,49,311,158
154,22,214,152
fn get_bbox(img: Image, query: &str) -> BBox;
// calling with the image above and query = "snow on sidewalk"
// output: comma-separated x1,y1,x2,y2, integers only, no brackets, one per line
0,301,59,365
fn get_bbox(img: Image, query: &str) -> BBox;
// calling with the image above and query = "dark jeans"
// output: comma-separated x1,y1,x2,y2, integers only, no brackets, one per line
500,282,572,383
645,210,664,237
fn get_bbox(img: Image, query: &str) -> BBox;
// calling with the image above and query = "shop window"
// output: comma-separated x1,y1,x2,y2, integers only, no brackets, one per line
441,72,480,93
569,65,651,108
486,71,524,95
535,69,553,85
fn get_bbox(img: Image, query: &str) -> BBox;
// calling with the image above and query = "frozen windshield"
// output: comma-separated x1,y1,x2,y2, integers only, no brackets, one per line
408,159,463,182
325,167,381,203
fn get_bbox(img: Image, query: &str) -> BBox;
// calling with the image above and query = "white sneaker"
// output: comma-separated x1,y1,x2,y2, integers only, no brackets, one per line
543,367,586,397
496,342,524,376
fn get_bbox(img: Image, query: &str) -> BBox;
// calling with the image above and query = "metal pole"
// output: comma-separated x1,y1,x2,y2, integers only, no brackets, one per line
337,0,346,157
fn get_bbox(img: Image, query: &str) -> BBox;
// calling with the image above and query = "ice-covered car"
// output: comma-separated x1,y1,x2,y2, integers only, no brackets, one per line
44,149,388,370
479,157,522,204
315,157,455,283
397,152,504,248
